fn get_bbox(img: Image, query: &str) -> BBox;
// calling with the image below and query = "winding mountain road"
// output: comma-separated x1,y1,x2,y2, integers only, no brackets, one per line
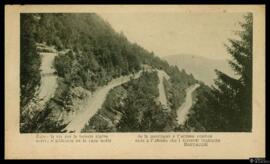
177,84,200,125
36,52,198,132
156,70,170,107
62,71,143,133
37,46,58,109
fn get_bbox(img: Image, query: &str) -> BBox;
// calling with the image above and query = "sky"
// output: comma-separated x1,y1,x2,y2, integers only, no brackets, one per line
98,12,245,60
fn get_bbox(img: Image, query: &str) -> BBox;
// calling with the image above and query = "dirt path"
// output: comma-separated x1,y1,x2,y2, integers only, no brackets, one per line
177,84,200,125
37,49,58,109
156,70,170,107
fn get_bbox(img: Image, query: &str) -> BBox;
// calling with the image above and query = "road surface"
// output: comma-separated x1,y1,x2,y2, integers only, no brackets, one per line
177,84,200,125
62,71,143,133
156,70,170,107
37,50,58,109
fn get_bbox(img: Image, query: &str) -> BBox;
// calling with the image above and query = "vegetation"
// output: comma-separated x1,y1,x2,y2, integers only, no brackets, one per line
117,71,171,132
22,13,184,92
82,86,128,132
184,14,253,132
21,79,70,133
166,66,197,111
20,14,41,108
83,71,178,132
20,13,198,132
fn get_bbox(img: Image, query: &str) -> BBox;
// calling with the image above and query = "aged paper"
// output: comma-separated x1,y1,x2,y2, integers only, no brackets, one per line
5,5,265,159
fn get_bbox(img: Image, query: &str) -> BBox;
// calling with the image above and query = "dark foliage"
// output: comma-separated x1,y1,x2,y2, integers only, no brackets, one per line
185,14,253,132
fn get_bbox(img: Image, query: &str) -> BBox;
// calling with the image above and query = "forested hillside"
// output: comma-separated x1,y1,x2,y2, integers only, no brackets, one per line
180,14,253,132
82,70,194,132
20,13,196,132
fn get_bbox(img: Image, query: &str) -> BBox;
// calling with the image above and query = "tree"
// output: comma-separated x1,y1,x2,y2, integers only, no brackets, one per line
20,14,41,107
211,13,253,131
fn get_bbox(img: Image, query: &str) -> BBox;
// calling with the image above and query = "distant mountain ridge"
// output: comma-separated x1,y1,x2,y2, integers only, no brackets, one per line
163,54,235,86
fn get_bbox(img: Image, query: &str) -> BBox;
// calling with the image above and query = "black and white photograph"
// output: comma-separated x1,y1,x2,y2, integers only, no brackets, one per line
20,12,253,133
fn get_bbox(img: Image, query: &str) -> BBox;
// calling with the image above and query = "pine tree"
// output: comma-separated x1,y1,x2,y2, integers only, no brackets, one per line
211,13,253,131
20,14,41,107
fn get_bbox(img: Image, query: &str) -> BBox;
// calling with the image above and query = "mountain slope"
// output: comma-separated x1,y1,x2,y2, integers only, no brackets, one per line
20,13,198,133
164,54,235,86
